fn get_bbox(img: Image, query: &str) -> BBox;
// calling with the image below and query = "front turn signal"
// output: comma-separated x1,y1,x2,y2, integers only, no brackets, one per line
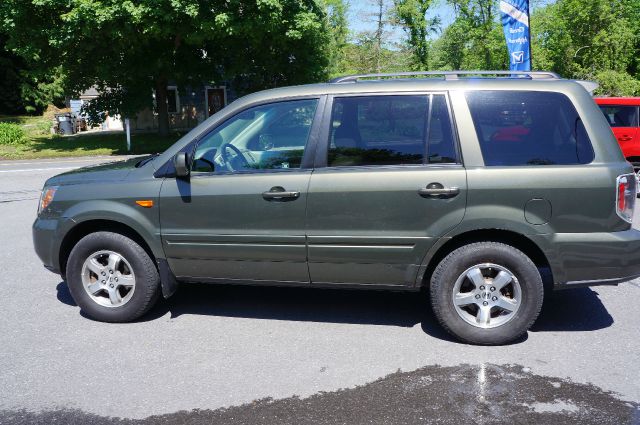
135,200,154,208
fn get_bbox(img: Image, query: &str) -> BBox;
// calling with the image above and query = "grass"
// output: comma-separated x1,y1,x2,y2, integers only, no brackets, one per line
0,115,182,160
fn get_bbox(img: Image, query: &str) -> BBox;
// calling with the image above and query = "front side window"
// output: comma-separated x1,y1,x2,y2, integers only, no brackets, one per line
599,105,638,128
465,91,594,166
192,99,318,173
327,95,458,167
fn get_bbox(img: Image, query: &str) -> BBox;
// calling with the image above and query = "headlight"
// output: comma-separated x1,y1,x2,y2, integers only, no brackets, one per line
38,186,58,214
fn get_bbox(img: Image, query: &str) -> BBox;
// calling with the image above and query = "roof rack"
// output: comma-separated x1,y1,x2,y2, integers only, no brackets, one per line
329,70,562,83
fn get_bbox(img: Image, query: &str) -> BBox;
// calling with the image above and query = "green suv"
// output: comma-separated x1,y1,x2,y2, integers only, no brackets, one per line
33,71,640,345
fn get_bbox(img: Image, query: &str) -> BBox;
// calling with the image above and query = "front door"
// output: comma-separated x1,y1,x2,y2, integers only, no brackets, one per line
306,94,467,287
207,88,226,117
160,98,322,284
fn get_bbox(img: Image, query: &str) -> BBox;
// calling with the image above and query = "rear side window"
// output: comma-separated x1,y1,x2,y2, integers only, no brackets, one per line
427,95,458,164
465,91,594,166
328,94,458,167
599,105,638,127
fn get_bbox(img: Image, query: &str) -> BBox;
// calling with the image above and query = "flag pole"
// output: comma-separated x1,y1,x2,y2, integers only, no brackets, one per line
528,1,533,70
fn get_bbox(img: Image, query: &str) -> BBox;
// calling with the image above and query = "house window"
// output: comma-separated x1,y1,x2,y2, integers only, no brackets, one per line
206,87,226,117
166,87,179,114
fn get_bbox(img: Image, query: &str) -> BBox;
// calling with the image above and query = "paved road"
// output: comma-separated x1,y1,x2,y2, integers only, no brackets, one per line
0,157,639,424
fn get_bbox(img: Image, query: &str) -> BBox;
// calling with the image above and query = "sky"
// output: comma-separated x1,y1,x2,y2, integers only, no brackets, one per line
348,0,452,43
347,0,554,45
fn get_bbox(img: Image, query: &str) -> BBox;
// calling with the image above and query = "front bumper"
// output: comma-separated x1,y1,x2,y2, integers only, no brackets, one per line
32,217,64,275
531,228,640,288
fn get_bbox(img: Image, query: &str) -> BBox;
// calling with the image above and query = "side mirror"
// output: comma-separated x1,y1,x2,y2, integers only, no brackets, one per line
174,151,191,178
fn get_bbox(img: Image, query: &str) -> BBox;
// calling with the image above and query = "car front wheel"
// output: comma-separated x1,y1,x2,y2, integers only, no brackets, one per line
430,242,544,345
66,231,160,322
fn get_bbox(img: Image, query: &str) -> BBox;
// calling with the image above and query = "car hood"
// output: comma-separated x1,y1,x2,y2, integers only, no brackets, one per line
44,156,145,186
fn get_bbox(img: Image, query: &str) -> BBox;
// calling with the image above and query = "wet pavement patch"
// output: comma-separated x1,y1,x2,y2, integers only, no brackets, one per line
2,364,638,424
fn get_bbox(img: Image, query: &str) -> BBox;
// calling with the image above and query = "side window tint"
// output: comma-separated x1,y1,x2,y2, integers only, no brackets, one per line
576,119,594,164
465,91,594,166
328,96,428,167
192,99,318,173
427,95,457,164
599,105,638,127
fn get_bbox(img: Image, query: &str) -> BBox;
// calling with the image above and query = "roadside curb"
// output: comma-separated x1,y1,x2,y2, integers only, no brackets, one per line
0,155,142,166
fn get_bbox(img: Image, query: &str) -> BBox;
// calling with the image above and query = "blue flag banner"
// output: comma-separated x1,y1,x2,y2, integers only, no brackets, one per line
500,0,531,71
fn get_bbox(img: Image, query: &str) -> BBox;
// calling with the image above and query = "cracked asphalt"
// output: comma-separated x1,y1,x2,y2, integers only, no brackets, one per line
0,157,639,424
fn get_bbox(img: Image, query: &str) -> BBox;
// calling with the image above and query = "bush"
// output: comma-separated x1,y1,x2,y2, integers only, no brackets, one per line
0,123,27,145
593,70,640,97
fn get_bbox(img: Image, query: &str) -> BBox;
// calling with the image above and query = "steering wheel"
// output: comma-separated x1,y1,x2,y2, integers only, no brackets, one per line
220,143,251,171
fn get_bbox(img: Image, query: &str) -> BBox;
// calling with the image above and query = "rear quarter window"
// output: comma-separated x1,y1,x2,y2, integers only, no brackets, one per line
598,105,638,127
465,91,594,166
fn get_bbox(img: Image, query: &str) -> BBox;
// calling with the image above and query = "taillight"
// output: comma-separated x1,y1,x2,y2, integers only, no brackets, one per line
615,174,636,223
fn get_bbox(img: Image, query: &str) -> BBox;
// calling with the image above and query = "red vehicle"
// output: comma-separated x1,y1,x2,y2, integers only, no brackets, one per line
595,97,640,169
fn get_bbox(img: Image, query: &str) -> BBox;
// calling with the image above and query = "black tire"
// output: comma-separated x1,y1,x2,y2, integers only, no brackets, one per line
430,242,543,345
66,231,160,322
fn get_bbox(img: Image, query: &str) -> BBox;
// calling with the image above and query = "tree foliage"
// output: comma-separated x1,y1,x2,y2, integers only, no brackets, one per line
393,0,439,69
532,0,638,88
323,0,350,76
429,0,506,70
340,34,413,75
1,0,330,134
0,33,65,114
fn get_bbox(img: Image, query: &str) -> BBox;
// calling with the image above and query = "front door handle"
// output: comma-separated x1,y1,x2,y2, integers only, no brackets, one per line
418,183,460,199
262,186,300,201
618,136,633,142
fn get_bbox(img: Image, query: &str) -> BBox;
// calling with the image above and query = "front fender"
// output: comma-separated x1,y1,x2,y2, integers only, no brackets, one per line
48,176,164,271
59,199,163,259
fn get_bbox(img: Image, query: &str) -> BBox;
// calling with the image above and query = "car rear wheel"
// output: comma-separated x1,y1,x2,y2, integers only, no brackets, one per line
430,242,543,345
66,231,160,322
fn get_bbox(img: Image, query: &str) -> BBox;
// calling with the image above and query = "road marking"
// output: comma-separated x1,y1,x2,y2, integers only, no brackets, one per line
0,157,134,167
0,167,76,173
0,159,99,166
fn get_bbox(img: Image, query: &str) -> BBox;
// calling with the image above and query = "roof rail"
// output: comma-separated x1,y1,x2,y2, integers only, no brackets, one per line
329,70,562,83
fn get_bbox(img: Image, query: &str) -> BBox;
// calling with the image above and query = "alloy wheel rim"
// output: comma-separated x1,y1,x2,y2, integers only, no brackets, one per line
451,263,522,329
81,250,136,308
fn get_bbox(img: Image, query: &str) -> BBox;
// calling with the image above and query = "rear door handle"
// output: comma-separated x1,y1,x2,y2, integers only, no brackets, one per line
418,183,460,199
618,136,633,142
262,186,300,201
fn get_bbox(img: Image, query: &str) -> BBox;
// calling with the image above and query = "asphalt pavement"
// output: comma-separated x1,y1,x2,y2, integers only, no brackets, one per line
0,156,639,424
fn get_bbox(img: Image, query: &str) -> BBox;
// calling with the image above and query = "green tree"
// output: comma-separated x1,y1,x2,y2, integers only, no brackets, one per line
393,0,439,69
445,0,504,70
323,0,350,76
0,34,25,115
530,0,638,92
1,0,330,135
592,70,640,96
340,36,412,75
0,33,65,114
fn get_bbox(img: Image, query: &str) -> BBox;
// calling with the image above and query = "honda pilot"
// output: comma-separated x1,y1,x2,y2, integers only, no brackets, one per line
33,71,640,345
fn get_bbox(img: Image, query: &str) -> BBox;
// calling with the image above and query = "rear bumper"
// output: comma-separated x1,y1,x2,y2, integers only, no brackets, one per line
531,228,640,288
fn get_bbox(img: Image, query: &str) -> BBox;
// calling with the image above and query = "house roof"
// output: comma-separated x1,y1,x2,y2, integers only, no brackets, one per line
79,87,100,99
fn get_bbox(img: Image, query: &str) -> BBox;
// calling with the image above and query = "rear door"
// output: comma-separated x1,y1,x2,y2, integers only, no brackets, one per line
306,93,467,287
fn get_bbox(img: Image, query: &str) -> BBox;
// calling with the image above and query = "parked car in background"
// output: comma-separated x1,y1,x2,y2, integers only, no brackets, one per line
33,71,640,345
595,98,640,168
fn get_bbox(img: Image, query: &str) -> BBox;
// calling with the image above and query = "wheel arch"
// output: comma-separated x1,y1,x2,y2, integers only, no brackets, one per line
59,219,157,279
420,229,553,290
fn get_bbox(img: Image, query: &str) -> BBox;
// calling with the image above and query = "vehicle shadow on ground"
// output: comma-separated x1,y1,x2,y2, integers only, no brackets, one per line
55,282,613,341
